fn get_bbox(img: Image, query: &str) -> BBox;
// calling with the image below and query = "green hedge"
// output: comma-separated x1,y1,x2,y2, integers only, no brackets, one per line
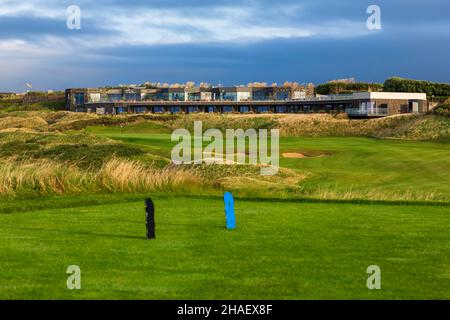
315,82,383,95
383,77,450,97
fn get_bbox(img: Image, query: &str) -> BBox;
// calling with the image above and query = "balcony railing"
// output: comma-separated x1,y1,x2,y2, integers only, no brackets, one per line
303,94,354,101
346,108,388,116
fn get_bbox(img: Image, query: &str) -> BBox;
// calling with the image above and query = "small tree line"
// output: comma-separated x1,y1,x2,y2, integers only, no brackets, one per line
315,82,383,95
315,77,450,97
383,77,450,97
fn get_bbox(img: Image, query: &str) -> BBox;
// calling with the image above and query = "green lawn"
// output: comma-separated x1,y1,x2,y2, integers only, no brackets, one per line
0,194,449,299
280,137,450,198
0,122,448,299
87,124,450,201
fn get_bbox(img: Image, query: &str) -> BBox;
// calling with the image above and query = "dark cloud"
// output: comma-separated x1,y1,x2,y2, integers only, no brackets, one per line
0,16,113,40
0,0,449,91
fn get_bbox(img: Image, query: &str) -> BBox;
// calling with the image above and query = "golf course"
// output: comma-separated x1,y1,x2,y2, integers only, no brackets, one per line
0,112,449,299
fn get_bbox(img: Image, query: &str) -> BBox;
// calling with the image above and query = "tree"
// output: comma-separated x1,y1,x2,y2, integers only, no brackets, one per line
383,77,450,97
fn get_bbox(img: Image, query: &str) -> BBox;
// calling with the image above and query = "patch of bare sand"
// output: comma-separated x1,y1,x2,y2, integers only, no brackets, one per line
282,153,307,158
282,151,331,159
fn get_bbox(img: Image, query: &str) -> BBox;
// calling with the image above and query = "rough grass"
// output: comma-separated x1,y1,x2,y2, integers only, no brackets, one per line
0,158,204,196
0,132,145,168
46,112,177,131
1,110,449,140
0,111,449,201
89,124,450,203
276,114,450,139
154,113,450,140
130,113,450,140
0,116,48,131
433,102,450,118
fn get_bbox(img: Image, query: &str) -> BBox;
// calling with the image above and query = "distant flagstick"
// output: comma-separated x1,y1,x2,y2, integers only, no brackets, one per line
23,84,33,107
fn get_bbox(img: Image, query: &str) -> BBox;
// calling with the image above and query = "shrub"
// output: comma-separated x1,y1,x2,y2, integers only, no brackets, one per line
383,77,450,97
34,143,145,169
315,82,382,95
433,103,450,118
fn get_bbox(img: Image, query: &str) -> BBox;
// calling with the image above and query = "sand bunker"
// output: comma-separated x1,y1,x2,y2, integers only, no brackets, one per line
282,153,307,158
282,151,331,159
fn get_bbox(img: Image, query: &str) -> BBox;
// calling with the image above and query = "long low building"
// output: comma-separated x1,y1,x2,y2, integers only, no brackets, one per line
65,87,428,117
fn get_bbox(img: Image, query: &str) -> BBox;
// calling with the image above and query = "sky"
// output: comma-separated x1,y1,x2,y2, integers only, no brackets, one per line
0,0,449,92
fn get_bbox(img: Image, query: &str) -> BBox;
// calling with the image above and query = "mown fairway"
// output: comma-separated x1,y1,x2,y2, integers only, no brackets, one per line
0,195,449,299
88,124,450,201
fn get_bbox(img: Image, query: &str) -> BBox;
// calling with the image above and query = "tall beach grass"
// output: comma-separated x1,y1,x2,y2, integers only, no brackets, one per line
0,158,205,197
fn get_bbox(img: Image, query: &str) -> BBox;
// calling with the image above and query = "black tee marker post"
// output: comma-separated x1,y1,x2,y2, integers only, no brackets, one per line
145,198,155,239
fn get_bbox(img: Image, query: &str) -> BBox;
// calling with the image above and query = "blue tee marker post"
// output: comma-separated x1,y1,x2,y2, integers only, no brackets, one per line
224,192,236,229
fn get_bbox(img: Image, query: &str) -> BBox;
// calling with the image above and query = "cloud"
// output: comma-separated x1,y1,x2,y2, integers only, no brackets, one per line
0,0,65,19
0,0,372,48
0,0,449,91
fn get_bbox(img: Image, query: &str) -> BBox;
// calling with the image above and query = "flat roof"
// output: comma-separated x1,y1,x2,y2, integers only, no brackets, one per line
352,92,427,100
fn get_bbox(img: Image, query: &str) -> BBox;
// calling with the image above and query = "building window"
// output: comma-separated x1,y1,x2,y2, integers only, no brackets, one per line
108,94,122,102
169,93,185,101
239,106,250,113
74,93,85,105
125,93,139,101
222,106,233,113
134,107,146,113
116,106,127,114
276,91,289,101
143,93,157,101
257,106,269,113
170,106,181,113
153,106,164,113
88,93,101,103
237,92,251,101
222,92,237,101
156,92,169,101
187,93,201,101
276,106,286,113
253,89,271,101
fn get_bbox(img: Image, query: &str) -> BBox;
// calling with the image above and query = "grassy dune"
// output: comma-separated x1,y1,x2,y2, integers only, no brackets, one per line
2,111,449,139
0,112,449,201
0,158,204,196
